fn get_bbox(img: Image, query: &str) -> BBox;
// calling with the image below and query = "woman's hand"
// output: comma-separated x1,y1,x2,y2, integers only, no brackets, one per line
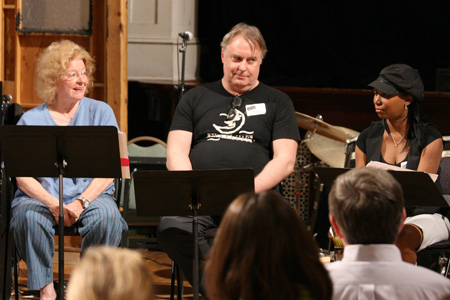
65,200,84,225
48,202,60,223
49,203,74,227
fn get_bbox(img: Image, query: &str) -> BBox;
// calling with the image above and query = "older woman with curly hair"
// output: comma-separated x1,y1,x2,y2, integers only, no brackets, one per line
204,191,332,300
9,40,127,300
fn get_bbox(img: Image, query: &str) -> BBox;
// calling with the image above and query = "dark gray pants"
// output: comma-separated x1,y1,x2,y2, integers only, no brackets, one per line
157,215,217,296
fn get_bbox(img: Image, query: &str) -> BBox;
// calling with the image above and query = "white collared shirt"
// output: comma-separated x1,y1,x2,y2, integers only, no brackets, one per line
326,244,450,300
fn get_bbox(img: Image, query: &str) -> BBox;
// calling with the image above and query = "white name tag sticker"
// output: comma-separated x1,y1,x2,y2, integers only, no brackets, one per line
245,103,266,116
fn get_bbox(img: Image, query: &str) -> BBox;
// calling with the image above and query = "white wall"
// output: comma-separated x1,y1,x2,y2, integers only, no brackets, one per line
127,0,199,83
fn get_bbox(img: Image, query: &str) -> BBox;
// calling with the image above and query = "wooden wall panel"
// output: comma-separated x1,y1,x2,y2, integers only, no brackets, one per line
17,36,90,108
106,0,128,134
421,93,450,136
91,0,105,95
1,0,128,132
91,85,105,102
4,8,16,81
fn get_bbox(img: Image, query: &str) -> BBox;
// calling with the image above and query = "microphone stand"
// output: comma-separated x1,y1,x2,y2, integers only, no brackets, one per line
177,35,189,99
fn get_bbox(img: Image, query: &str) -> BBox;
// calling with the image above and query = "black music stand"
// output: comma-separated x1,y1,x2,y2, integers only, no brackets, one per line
132,168,255,300
0,164,14,300
0,125,122,299
313,167,449,207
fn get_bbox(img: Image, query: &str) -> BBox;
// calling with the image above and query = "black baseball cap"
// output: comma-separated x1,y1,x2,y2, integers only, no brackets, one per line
368,64,424,101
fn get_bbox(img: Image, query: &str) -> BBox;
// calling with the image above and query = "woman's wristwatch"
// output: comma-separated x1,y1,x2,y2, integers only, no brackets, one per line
77,196,91,208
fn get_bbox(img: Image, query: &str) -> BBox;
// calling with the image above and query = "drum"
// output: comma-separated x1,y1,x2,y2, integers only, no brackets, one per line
305,127,359,168
290,111,359,223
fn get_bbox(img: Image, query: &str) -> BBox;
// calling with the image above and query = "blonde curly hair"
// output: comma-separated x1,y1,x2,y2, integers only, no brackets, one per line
66,246,154,300
35,40,95,103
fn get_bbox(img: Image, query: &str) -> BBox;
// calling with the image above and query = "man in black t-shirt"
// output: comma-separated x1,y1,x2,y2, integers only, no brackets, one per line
157,23,300,297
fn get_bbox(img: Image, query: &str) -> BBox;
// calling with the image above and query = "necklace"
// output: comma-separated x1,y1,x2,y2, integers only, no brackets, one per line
389,132,405,147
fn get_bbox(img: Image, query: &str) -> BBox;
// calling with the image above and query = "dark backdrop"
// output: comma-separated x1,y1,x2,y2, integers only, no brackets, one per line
198,1,450,91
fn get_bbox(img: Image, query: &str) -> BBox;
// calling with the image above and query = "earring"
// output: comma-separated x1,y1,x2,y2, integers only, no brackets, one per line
405,104,408,110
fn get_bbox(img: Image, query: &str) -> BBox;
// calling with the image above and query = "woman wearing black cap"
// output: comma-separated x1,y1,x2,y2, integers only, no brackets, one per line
355,63,445,264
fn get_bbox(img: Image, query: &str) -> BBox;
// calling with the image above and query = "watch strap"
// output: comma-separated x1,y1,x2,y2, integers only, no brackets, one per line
77,196,90,208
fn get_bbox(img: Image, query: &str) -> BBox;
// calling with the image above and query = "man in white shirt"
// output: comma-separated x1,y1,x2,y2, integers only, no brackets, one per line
327,167,450,300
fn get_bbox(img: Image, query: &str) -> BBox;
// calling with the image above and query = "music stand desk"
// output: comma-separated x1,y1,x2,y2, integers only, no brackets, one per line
0,125,122,299
132,168,254,300
313,167,449,207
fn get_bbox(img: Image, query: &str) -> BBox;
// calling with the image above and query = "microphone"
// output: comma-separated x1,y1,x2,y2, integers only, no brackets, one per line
178,31,193,41
2,94,12,102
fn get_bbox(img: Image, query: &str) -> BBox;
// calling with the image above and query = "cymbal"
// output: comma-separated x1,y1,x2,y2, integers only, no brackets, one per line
305,127,359,168
296,112,354,143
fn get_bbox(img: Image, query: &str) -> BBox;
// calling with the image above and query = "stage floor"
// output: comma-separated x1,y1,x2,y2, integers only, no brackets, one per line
10,248,203,300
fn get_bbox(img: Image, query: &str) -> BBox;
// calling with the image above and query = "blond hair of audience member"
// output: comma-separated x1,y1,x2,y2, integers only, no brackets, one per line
204,191,332,300
66,246,154,300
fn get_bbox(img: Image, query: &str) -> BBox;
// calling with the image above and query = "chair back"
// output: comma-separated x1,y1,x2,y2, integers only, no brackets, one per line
123,136,167,211
441,136,450,195
128,136,166,158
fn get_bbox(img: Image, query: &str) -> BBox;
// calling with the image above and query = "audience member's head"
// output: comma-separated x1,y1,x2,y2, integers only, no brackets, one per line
204,190,332,300
66,246,154,300
329,168,405,245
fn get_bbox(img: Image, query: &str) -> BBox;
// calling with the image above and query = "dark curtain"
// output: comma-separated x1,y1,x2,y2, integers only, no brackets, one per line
198,0,450,91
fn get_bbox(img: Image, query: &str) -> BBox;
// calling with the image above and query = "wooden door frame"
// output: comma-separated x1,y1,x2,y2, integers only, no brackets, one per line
106,0,128,134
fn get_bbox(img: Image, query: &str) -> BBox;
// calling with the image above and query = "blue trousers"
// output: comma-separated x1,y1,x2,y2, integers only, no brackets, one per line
10,194,127,290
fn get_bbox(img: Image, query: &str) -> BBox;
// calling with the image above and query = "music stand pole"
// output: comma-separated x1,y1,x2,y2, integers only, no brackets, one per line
191,179,200,300
57,163,64,299
192,209,199,300
310,173,323,234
